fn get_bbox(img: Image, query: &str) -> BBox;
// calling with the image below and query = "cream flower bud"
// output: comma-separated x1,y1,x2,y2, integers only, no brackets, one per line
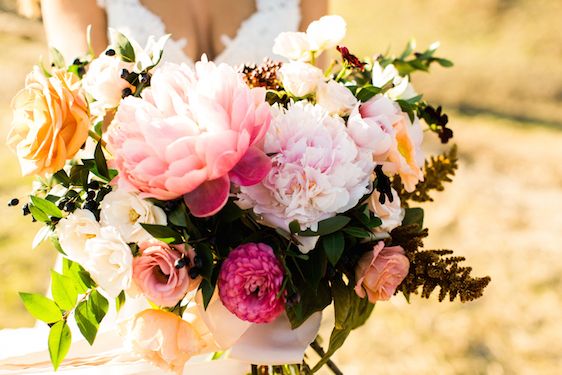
368,189,405,233
84,227,133,298
278,61,324,97
371,61,418,100
272,32,312,61
82,54,134,109
316,80,358,116
306,15,347,51
56,209,101,264
100,189,167,243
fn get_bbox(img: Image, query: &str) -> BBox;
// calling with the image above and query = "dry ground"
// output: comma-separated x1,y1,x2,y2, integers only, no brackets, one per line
0,2,561,374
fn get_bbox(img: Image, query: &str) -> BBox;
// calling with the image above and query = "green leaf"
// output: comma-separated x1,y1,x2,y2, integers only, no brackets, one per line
200,279,215,310
93,121,103,136
299,216,351,237
343,226,372,239
61,258,92,294
402,207,424,228
31,196,63,218
322,232,345,266
140,224,184,244
49,47,66,69
399,39,416,60
288,220,300,234
53,170,71,187
29,205,50,223
48,321,72,371
116,291,126,313
112,30,136,62
19,292,62,323
355,85,382,102
436,58,454,67
88,289,109,324
94,142,110,180
196,243,214,281
69,165,89,188
74,300,99,345
51,271,78,311
168,204,189,227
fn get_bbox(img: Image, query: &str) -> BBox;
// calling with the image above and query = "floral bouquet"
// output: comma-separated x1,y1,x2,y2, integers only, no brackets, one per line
6,16,489,374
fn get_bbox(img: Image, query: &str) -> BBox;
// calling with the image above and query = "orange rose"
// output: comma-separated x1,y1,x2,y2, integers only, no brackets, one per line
126,309,205,374
7,67,90,176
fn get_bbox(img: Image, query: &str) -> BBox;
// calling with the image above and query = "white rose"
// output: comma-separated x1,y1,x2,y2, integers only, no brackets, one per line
82,54,134,109
84,227,133,298
272,32,312,61
368,189,405,233
306,15,347,52
371,61,418,100
56,209,101,264
316,80,358,116
278,61,324,97
100,189,167,243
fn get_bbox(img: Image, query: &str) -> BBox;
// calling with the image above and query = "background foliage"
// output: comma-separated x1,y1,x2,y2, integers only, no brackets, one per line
0,0,561,373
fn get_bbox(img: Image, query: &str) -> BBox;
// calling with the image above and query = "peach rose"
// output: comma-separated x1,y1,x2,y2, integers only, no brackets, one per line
354,241,409,303
127,309,205,374
133,241,200,307
7,67,90,176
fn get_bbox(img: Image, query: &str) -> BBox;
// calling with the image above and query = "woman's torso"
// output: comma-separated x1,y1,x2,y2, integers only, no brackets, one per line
97,0,301,65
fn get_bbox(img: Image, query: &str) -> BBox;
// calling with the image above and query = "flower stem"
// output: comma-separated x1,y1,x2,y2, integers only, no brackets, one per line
310,339,343,375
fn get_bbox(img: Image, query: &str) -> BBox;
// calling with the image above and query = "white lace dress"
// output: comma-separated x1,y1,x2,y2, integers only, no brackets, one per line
0,1,317,374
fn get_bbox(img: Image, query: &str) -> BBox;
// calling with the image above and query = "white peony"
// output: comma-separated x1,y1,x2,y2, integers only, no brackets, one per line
316,80,358,116
306,15,347,52
84,226,133,298
56,209,101,264
82,54,134,109
237,102,375,253
278,61,324,98
371,61,418,100
100,189,167,243
368,189,405,233
272,32,312,61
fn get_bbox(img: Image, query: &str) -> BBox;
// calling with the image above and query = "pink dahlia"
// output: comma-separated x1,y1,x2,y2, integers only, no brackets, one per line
107,59,272,217
218,243,285,324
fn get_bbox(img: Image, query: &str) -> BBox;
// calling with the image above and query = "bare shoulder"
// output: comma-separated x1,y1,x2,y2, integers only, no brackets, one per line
299,0,328,31
41,0,107,59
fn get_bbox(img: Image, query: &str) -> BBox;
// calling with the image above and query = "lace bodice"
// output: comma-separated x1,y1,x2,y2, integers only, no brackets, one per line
96,0,301,66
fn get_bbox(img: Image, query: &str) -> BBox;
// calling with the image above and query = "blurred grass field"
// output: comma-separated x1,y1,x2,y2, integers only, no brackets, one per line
0,1,561,374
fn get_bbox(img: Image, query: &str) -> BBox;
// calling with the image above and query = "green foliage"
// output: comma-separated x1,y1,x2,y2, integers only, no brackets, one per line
139,224,184,244
50,271,78,311
322,232,345,266
402,207,424,229
311,276,374,372
112,30,136,62
19,293,62,323
48,321,72,371
298,216,351,237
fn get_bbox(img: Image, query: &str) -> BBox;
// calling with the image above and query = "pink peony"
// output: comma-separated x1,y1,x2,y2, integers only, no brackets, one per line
132,240,200,307
218,243,285,324
107,59,272,217
354,241,410,303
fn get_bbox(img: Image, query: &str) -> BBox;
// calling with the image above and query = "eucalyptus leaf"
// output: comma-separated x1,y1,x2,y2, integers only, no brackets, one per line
48,321,71,371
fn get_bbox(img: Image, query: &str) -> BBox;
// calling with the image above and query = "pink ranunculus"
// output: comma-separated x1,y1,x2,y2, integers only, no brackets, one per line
132,240,200,307
354,241,410,303
218,243,285,324
107,59,272,217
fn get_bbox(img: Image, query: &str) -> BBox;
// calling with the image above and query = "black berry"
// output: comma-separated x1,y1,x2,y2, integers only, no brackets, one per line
22,204,31,216
188,267,200,279
8,198,19,207
64,201,76,212
121,87,133,98
105,49,116,56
